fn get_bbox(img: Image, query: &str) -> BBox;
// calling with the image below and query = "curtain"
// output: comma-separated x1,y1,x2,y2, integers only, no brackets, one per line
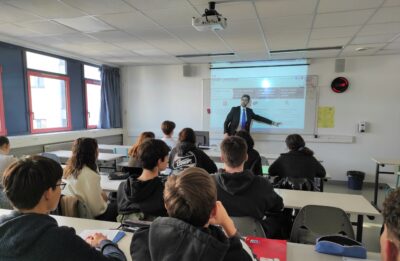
99,66,122,128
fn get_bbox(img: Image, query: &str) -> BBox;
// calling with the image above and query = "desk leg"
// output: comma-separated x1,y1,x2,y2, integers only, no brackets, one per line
356,215,364,242
373,164,380,207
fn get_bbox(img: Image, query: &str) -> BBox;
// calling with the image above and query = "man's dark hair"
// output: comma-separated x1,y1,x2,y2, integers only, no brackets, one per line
220,136,247,168
164,167,216,227
285,134,314,156
2,156,63,209
241,94,250,100
235,130,254,151
138,139,170,170
161,121,176,136
0,136,10,147
383,188,400,243
178,128,196,144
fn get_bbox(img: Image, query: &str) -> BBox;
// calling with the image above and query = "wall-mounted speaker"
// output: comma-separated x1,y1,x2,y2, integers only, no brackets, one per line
183,64,194,77
335,59,345,73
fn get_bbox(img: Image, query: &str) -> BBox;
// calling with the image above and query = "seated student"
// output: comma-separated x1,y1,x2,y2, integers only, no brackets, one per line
381,188,400,261
117,139,169,221
128,132,155,168
169,128,217,174
269,134,326,190
0,156,126,261
214,136,284,238
63,138,117,221
235,130,263,176
161,120,177,149
130,167,253,261
0,136,16,209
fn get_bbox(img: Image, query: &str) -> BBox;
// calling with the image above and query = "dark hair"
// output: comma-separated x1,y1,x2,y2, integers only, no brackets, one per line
235,130,254,151
0,136,10,147
2,156,63,209
164,167,216,227
220,136,247,168
285,134,314,156
241,94,250,100
178,128,196,144
64,138,98,178
128,132,155,157
161,121,176,136
383,188,400,243
138,139,170,170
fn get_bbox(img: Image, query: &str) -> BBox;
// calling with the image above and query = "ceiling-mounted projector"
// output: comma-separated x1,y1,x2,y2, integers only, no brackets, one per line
192,1,227,31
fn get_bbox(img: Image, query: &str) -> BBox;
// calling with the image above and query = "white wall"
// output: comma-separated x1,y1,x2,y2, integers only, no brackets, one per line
121,55,400,183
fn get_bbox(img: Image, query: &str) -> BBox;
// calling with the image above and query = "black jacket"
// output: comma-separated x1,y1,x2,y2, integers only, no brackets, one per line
213,170,283,220
130,217,252,261
269,151,326,180
169,142,217,174
224,106,274,135
244,149,263,176
117,176,167,218
0,211,126,261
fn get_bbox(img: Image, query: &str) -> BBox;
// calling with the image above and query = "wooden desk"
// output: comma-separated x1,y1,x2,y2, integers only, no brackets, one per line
276,189,380,242
0,209,132,261
371,158,400,209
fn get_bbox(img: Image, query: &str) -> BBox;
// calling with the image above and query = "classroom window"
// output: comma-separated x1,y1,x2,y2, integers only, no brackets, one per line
0,66,7,135
85,79,101,128
27,71,71,133
84,65,101,128
84,64,101,81
26,51,66,75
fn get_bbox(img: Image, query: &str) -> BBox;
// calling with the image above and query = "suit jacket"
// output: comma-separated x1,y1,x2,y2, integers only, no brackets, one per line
224,106,273,135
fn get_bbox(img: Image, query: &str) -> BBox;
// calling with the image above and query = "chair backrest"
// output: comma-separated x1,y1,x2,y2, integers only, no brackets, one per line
290,205,355,244
275,177,316,191
40,152,61,165
59,195,93,219
231,216,266,238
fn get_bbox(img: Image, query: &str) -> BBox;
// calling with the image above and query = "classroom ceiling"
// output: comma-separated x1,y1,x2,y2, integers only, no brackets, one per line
0,0,399,65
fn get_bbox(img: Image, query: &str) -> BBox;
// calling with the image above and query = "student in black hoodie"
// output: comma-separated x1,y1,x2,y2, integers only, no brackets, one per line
214,136,285,238
131,167,253,261
117,139,170,221
0,156,126,261
269,134,326,189
169,127,217,174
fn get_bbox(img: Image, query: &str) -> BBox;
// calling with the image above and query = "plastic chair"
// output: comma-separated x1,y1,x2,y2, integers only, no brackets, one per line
40,152,61,164
290,205,355,245
231,216,266,238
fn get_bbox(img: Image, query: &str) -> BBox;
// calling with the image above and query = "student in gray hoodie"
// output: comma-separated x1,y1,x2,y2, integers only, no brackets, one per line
0,156,126,261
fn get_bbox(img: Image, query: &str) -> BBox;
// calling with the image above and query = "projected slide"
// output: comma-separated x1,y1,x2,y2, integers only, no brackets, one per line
208,60,318,134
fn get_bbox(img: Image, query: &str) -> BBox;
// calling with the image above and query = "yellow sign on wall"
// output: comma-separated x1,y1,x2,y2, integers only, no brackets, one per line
318,106,335,128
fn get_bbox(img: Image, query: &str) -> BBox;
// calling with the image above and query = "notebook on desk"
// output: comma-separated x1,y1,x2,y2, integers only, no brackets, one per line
245,236,287,261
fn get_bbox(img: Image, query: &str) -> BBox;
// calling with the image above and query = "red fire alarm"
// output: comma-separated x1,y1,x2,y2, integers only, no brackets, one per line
331,77,349,93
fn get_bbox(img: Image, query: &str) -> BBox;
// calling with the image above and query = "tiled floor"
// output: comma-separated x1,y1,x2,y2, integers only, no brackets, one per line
324,181,387,253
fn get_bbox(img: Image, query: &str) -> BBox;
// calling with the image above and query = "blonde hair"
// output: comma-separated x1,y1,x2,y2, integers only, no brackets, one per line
128,132,155,157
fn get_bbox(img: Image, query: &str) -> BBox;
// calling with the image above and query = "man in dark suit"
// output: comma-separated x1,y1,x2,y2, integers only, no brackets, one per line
224,94,281,136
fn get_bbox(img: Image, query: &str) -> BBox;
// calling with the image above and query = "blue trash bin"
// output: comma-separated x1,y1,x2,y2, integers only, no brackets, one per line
347,171,365,190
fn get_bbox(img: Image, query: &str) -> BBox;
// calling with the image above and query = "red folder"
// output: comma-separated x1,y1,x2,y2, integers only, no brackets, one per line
245,236,287,261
